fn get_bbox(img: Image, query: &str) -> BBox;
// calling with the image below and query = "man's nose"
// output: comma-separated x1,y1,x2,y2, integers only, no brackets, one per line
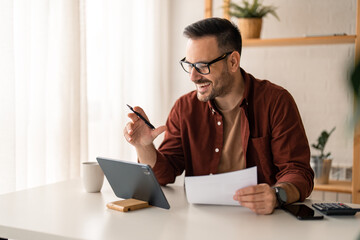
189,67,201,82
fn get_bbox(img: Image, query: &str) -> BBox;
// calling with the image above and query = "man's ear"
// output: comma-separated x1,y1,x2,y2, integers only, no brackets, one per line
228,51,240,73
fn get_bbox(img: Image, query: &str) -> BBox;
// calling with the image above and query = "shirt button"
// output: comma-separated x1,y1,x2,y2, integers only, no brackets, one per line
215,148,219,153
217,121,221,126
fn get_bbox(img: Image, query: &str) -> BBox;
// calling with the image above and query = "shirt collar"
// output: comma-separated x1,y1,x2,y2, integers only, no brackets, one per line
239,67,250,107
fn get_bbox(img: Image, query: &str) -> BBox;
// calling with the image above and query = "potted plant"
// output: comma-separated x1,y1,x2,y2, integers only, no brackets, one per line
311,127,336,184
228,0,279,39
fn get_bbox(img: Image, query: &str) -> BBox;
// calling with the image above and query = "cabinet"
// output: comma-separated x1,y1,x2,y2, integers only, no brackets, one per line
204,0,360,203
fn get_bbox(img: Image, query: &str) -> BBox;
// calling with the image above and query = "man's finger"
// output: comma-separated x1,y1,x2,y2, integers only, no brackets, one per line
236,183,271,195
125,122,134,134
236,185,263,196
237,198,274,215
133,106,150,121
123,123,133,142
127,113,140,123
235,192,264,202
240,200,265,209
152,125,167,138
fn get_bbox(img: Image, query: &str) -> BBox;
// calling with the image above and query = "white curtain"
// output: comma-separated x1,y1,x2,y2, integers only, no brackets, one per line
86,0,170,162
0,0,169,194
0,0,85,194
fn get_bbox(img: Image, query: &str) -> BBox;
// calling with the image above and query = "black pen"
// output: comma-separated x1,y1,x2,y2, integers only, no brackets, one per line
126,104,155,130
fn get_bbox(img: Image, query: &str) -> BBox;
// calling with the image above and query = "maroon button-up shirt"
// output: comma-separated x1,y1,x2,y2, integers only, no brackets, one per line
153,68,314,201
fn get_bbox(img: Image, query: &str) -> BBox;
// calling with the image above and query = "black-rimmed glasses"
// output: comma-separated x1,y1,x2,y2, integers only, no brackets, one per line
180,51,233,75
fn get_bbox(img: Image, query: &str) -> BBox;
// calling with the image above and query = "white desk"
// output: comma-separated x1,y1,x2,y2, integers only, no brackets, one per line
0,179,359,240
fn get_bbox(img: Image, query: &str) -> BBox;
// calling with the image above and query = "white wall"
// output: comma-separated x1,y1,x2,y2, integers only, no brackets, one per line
168,0,357,172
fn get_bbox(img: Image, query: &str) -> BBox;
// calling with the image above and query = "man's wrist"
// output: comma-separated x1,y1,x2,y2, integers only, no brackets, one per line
272,186,287,208
273,182,301,206
136,144,157,168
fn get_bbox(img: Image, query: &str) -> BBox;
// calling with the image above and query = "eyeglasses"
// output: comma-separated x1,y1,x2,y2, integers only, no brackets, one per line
180,51,233,75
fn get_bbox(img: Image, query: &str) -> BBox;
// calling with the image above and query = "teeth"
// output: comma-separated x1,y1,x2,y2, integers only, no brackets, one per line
198,83,210,87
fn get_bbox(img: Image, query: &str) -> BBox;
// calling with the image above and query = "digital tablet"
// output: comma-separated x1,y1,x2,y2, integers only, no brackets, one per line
96,157,170,209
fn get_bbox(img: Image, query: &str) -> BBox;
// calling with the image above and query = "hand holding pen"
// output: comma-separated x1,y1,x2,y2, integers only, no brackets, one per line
126,104,155,130
124,105,167,147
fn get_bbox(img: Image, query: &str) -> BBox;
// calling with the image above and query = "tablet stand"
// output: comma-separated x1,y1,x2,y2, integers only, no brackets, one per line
107,199,149,212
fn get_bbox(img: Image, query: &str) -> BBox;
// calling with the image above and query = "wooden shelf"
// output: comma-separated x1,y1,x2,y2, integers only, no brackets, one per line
314,180,352,194
243,35,356,47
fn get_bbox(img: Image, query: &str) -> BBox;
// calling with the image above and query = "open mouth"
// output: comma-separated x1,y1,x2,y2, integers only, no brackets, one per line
196,82,211,93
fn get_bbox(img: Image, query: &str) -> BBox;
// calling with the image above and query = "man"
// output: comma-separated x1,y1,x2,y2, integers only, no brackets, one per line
124,18,314,215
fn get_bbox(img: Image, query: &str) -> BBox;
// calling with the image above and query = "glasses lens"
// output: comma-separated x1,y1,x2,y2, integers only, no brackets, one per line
180,60,210,75
195,63,210,74
181,61,192,73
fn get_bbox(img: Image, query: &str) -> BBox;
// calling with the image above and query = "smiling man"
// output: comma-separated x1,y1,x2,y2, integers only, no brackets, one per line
124,18,314,215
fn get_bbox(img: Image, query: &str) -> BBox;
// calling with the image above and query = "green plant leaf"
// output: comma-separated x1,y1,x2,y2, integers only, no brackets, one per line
228,0,279,20
311,127,336,159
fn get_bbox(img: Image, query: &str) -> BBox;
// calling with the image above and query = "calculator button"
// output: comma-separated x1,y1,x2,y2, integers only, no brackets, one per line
312,203,360,216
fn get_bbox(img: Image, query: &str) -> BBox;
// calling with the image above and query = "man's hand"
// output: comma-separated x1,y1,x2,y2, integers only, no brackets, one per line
233,183,277,215
123,106,166,147
123,106,166,168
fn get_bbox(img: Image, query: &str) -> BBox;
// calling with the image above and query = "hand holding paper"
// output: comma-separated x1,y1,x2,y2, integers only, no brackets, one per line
233,182,278,214
184,167,257,206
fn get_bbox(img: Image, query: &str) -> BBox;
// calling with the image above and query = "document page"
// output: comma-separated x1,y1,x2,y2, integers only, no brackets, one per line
184,167,257,206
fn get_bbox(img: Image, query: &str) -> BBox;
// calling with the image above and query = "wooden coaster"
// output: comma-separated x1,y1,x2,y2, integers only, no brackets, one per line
107,199,149,212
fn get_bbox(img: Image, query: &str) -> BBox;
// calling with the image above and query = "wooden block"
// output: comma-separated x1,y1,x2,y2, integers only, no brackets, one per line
107,199,149,212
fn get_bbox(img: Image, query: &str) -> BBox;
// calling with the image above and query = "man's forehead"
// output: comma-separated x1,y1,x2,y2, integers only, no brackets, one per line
186,36,219,50
185,36,220,62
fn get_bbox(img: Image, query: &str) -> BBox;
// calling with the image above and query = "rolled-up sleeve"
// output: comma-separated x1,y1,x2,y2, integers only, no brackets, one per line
270,90,314,201
152,101,185,185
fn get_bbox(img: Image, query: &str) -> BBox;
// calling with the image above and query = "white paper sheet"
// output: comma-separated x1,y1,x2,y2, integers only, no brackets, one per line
184,167,257,206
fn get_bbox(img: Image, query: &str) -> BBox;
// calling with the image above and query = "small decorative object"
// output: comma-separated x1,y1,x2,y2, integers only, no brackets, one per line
228,0,279,39
311,127,336,184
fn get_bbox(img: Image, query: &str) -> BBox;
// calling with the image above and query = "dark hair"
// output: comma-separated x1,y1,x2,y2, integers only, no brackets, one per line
183,17,242,56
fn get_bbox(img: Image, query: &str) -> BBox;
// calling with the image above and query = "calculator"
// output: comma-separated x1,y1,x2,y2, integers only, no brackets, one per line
312,203,360,216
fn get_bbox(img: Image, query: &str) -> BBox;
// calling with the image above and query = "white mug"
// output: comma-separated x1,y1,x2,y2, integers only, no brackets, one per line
81,161,104,193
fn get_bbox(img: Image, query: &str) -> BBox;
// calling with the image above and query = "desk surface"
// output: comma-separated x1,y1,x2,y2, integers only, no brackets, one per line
0,179,359,240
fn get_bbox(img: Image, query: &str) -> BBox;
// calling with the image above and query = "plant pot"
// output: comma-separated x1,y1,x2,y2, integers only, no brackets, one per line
311,157,332,184
237,18,263,39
